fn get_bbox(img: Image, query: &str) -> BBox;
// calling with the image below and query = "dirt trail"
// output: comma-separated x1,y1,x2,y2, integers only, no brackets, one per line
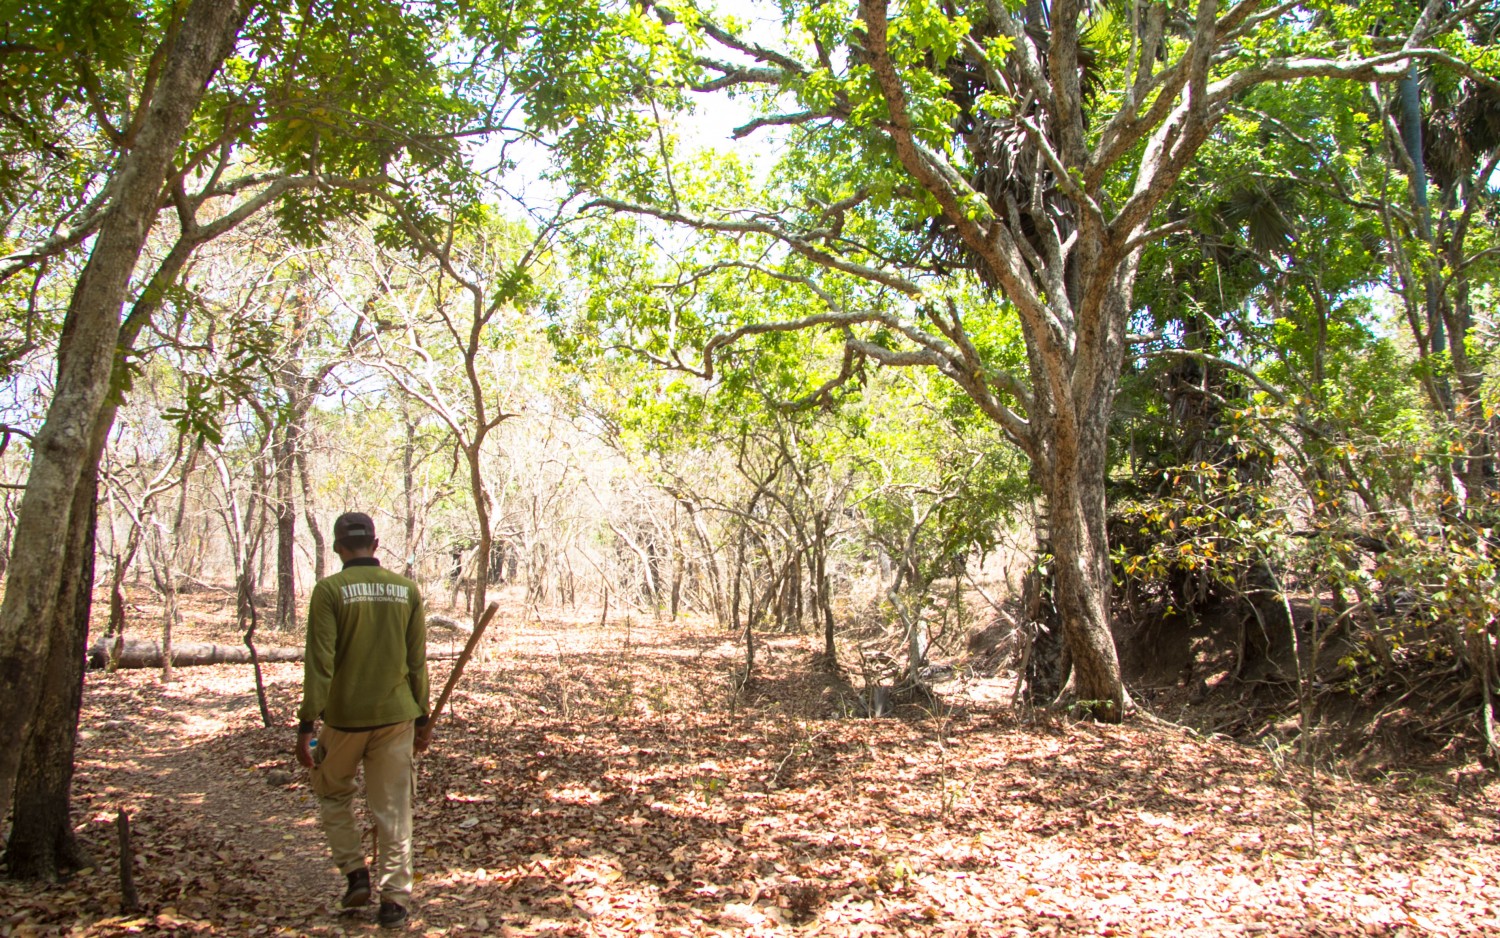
69,662,351,930
4,599,1500,936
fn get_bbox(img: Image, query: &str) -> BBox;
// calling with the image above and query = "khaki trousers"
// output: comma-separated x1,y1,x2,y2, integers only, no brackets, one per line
311,721,416,904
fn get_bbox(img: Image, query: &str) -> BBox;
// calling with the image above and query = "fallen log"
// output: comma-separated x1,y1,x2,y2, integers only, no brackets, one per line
426,613,471,633
89,638,302,670
88,638,467,670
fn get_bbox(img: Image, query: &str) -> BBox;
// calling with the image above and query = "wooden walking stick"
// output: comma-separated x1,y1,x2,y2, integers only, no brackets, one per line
428,601,500,727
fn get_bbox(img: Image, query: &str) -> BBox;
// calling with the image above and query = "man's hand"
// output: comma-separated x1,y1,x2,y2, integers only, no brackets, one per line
414,722,434,754
297,730,316,768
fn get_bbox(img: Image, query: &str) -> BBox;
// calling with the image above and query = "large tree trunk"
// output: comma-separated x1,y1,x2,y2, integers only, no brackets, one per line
2,467,99,879
0,494,15,579
1042,441,1126,720
1024,274,1134,722
0,0,247,824
7,166,216,872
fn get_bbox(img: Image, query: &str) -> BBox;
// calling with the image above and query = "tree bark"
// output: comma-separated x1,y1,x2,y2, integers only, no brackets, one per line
1398,63,1445,356
1022,272,1134,720
0,0,247,823
243,573,276,728
401,407,418,578
297,446,326,584
272,424,297,633
681,497,726,627
2,465,99,879
1041,441,1126,718
104,522,143,668
465,445,492,628
152,440,199,685
669,517,684,620
0,495,13,579
116,810,139,912
815,511,835,659
730,524,745,636
157,554,180,684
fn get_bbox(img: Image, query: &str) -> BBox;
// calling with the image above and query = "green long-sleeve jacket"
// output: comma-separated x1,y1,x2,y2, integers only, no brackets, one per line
297,558,429,730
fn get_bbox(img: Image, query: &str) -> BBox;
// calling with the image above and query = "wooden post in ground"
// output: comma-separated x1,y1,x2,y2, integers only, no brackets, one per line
117,808,139,912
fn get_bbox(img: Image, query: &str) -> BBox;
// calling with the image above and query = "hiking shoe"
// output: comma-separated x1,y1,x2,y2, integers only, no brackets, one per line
340,868,371,909
377,901,409,928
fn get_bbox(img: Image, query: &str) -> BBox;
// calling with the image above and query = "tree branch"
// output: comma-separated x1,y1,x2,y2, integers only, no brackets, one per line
586,197,924,295
733,110,822,139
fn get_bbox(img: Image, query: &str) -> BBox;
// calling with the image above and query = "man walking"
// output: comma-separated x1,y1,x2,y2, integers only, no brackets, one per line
297,511,431,928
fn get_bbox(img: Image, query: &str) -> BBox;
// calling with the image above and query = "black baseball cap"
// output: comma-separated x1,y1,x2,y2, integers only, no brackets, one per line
332,511,376,546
